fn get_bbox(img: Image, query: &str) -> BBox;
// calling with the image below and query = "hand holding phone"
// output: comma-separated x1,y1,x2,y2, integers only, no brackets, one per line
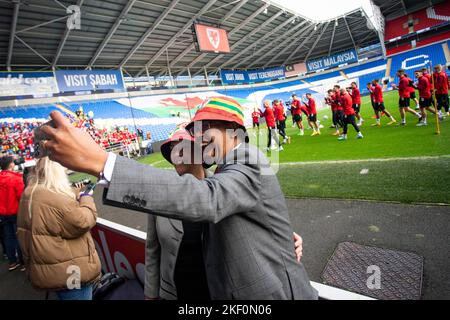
78,182,97,199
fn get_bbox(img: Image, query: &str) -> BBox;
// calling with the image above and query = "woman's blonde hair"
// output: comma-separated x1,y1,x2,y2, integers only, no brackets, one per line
28,157,75,200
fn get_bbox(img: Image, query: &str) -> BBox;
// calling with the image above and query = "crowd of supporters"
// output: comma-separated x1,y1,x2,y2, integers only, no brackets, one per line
0,122,38,160
1,108,141,160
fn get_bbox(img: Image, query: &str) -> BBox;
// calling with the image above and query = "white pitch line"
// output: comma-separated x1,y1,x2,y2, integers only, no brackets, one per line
275,155,450,166
149,160,166,167
146,154,450,167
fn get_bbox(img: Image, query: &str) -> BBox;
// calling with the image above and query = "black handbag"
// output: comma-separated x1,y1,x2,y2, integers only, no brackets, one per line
92,273,125,300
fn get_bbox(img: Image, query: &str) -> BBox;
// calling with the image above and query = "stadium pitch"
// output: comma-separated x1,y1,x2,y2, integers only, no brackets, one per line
123,90,449,205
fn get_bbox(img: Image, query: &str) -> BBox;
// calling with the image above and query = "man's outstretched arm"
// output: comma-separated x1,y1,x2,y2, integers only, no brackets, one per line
104,155,261,223
42,111,260,223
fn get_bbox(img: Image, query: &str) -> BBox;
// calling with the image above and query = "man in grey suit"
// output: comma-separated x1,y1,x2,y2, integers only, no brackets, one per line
39,97,318,300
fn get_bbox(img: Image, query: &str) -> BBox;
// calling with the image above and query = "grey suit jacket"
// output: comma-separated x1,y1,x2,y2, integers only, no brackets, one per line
145,215,183,300
104,143,318,300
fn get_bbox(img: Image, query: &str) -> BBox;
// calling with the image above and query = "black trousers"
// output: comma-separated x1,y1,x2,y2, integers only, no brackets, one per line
277,120,287,139
174,222,210,300
334,110,344,128
0,215,23,265
332,110,339,127
0,221,5,256
343,115,360,134
436,94,449,112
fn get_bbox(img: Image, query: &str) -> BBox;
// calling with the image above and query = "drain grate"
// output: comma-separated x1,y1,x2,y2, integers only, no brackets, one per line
322,242,423,300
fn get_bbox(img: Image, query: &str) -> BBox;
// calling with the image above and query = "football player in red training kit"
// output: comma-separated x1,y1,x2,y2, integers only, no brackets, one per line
333,85,345,135
433,64,449,117
291,94,309,136
371,79,396,126
407,73,420,110
304,93,320,136
421,67,436,108
350,82,364,126
260,100,283,151
251,107,262,136
338,88,363,140
392,69,422,125
325,89,339,131
273,99,290,144
325,89,341,135
367,82,378,120
415,70,437,127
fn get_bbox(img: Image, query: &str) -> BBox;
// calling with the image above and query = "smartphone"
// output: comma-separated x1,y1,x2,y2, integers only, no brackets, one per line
33,120,56,158
83,183,97,194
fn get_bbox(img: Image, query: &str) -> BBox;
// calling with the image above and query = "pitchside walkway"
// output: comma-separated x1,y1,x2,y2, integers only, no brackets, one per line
1,187,449,299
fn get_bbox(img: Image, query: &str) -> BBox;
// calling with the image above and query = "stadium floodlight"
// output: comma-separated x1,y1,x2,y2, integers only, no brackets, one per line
264,7,268,14
335,19,338,27
314,25,317,30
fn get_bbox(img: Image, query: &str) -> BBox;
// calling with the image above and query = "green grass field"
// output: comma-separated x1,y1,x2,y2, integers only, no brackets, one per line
71,90,450,204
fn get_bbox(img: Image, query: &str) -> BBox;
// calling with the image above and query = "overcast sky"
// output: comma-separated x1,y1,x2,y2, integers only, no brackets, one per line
270,0,369,21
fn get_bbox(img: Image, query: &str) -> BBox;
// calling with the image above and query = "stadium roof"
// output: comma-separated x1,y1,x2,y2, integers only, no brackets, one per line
373,0,445,21
0,0,443,77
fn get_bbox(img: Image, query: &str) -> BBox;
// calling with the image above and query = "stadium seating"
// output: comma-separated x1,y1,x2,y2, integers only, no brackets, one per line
384,2,450,41
303,71,341,83
125,123,177,143
389,42,448,84
65,100,158,119
0,104,60,120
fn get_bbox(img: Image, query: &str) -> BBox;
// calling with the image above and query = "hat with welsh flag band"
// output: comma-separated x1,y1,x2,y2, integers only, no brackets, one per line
160,122,194,164
186,96,246,130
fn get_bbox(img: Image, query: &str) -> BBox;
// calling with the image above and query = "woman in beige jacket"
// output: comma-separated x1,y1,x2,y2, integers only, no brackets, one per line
17,157,101,300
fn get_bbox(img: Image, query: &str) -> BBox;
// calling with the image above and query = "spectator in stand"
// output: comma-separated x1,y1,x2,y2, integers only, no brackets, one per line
433,64,449,117
0,156,25,271
338,88,363,141
17,157,101,300
137,128,144,140
75,106,85,119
